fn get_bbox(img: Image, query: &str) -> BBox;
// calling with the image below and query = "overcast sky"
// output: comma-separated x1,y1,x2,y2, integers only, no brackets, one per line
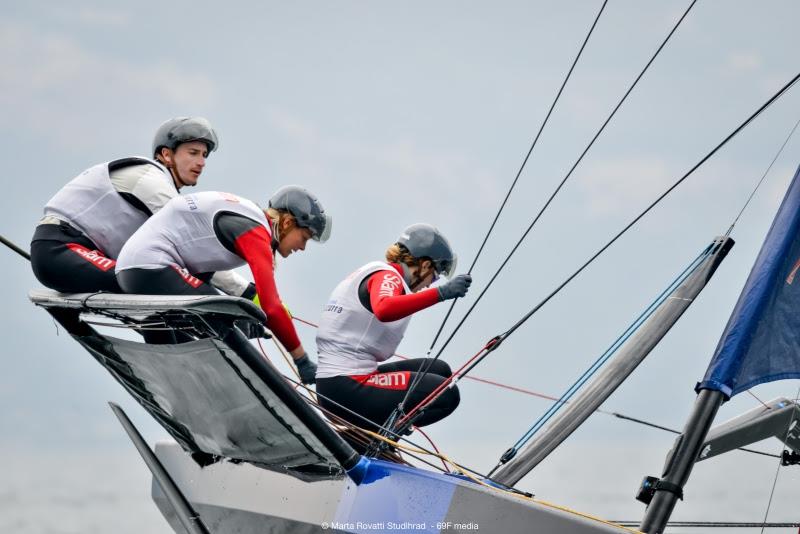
2,1,800,532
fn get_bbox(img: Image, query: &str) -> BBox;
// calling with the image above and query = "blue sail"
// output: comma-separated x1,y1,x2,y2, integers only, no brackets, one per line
700,164,800,397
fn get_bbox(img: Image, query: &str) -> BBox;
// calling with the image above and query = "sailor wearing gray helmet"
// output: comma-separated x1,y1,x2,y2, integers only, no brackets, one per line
315,224,471,432
116,186,330,383
151,116,219,188
29,117,236,295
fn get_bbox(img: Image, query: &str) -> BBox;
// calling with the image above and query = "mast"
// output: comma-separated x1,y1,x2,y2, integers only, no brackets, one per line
638,389,725,533
492,236,733,487
640,164,800,533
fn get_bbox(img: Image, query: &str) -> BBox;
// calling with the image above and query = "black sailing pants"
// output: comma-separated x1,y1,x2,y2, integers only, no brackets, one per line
30,223,122,293
317,358,460,431
117,266,217,344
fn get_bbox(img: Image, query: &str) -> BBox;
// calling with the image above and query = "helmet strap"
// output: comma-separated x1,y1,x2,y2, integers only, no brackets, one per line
158,148,191,190
403,262,431,292
170,166,191,189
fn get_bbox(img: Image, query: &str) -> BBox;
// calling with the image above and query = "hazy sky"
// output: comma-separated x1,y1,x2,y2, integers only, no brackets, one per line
2,1,800,532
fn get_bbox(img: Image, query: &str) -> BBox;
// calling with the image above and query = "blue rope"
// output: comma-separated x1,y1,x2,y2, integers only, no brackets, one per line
507,243,714,453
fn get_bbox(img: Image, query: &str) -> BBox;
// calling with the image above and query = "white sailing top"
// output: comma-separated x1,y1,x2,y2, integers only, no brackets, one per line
116,191,270,274
316,261,412,378
43,158,177,258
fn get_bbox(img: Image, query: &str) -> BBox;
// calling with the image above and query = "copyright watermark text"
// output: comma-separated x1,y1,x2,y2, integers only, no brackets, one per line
320,521,480,531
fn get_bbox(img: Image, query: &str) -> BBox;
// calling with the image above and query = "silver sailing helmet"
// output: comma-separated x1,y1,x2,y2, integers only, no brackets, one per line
268,185,332,243
397,223,458,278
152,117,219,157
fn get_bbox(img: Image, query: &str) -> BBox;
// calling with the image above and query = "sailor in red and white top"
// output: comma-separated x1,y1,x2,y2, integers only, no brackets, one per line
30,117,249,299
315,224,472,430
116,186,332,384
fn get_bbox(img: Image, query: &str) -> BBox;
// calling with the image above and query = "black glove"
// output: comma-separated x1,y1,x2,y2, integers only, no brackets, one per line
294,354,317,385
437,274,472,301
236,319,270,339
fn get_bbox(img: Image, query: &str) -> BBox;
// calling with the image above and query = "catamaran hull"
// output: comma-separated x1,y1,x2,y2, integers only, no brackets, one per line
152,441,634,534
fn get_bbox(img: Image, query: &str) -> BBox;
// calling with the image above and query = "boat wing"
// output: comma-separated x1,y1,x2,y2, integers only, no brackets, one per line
698,397,800,461
30,289,358,481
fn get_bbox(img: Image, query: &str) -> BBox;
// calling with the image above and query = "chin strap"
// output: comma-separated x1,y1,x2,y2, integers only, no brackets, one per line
159,157,189,189
171,167,192,188
401,263,429,292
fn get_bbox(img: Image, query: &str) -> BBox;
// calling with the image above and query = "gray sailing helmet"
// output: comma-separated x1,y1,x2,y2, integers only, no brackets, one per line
152,117,219,157
268,185,332,243
397,223,458,278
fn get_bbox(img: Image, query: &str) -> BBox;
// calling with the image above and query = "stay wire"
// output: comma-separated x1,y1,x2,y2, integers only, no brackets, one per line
292,313,774,460
401,69,800,426
726,115,800,236
425,0,609,357
401,0,668,424
496,69,800,346
502,244,710,459
610,412,780,459
405,0,699,412
758,385,800,534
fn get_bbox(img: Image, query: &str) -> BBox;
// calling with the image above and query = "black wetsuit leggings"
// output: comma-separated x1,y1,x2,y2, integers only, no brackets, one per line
117,266,217,344
30,223,122,293
316,358,460,431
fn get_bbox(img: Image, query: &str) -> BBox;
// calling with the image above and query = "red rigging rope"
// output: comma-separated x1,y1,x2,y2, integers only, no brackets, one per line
0,234,783,461
293,315,560,402
423,0,699,367
402,67,800,426
397,1,702,428
293,314,782,461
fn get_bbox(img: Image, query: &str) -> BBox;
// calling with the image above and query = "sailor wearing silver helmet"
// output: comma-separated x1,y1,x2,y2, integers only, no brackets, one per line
30,117,228,294
315,224,471,431
116,186,330,383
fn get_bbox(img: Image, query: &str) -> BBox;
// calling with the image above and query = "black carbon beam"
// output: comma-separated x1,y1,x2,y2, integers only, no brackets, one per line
109,402,212,534
638,389,727,533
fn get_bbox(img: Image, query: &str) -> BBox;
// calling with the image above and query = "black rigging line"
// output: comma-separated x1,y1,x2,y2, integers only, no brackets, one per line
395,0,614,426
726,115,800,236
759,385,800,534
1,234,30,260
459,70,800,374
424,0,609,356
610,412,780,459
395,0,699,423
280,374,519,488
398,70,800,428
